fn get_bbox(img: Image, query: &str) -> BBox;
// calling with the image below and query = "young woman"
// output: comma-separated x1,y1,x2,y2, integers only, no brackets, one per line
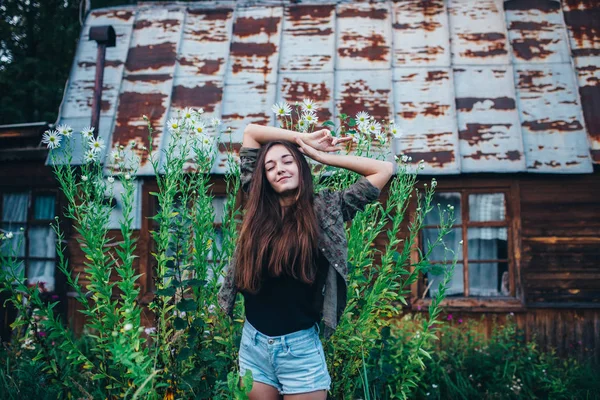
218,123,394,400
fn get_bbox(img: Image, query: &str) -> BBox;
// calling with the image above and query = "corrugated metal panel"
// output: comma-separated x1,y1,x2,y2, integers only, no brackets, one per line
335,69,393,123
448,0,510,65
336,3,392,70
454,66,525,172
225,7,283,85
110,7,184,175
562,0,600,163
276,72,335,124
392,67,460,174
216,82,277,173
279,5,336,72
504,0,571,64
176,8,234,78
515,63,592,172
391,0,451,67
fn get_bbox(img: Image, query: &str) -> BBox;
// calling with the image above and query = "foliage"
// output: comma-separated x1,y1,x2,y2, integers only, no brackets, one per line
0,102,454,399
361,313,600,400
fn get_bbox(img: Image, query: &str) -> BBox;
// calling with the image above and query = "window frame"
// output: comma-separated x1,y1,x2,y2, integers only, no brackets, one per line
411,178,524,312
0,189,59,291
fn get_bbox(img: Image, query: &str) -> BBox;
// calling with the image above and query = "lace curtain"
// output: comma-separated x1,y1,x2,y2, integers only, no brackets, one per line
425,193,507,297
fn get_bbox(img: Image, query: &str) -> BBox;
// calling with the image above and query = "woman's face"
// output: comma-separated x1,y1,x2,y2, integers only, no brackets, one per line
264,144,300,195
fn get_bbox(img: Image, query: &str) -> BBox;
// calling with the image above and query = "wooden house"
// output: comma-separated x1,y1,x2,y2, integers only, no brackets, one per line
4,0,598,362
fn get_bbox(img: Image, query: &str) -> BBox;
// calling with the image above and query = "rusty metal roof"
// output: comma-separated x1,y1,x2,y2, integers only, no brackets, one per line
55,0,598,175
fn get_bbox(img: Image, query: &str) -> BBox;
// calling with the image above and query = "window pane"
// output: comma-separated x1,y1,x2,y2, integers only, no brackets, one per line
469,262,509,297
424,192,461,226
2,193,29,222
28,227,56,258
213,197,226,224
28,260,55,292
423,228,462,262
427,262,464,297
1,224,25,257
468,228,507,260
469,193,505,222
33,195,56,220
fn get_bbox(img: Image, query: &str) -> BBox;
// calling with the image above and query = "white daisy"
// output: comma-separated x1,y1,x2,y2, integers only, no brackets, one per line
182,107,194,120
56,124,73,137
302,111,318,125
89,138,105,153
297,119,308,133
128,140,136,149
5,232,13,239
124,174,131,180
81,126,95,140
367,121,382,135
210,118,221,128
167,118,181,133
375,132,387,144
193,120,207,135
41,130,62,149
271,102,292,117
346,131,359,143
111,150,121,162
301,99,315,113
84,150,98,163
355,111,370,126
195,108,204,115
124,323,133,331
389,123,401,137
81,175,88,182
107,176,115,183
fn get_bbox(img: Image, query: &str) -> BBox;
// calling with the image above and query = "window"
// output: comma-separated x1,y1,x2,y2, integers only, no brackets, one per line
422,190,512,299
0,191,57,291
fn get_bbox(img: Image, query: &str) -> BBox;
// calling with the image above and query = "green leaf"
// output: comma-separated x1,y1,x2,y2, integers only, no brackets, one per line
322,120,335,127
428,264,445,276
174,317,187,330
348,118,356,127
176,347,192,361
177,299,197,312
155,287,176,297
149,191,159,197
183,279,206,287
339,113,348,120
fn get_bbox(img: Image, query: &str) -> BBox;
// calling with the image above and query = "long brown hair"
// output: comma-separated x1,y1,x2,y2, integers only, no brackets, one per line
235,140,320,294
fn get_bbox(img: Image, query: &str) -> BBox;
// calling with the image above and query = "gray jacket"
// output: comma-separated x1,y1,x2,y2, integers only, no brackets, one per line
217,147,381,338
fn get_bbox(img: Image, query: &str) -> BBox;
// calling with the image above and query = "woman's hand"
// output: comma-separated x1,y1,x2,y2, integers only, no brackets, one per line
302,129,352,153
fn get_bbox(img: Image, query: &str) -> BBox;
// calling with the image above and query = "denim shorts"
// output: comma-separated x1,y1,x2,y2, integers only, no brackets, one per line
239,319,331,395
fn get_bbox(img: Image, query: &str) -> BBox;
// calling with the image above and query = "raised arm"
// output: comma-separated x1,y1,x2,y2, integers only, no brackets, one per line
242,123,299,148
295,137,395,190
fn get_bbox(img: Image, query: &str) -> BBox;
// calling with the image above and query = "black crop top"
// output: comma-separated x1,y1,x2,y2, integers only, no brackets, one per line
242,250,328,336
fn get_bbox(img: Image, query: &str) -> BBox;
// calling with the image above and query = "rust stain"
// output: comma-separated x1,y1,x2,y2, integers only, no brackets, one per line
221,112,270,126
423,104,450,117
517,69,552,91
509,20,554,32
126,74,171,83
288,5,334,21
187,8,232,20
562,0,600,56
458,32,506,42
426,70,449,81
91,9,133,21
230,42,277,58
339,33,389,61
171,82,223,113
287,27,333,37
134,19,180,31
113,91,168,166
456,97,516,111
280,78,332,121
578,85,600,143
393,20,441,32
125,42,177,72
77,60,123,69
218,142,242,153
401,111,418,119
522,120,584,132
101,100,111,112
590,149,600,162
403,150,454,168
465,150,521,161
339,81,390,122
463,45,508,58
233,17,279,38
178,57,223,75
459,123,512,146
504,0,560,12
338,7,388,20
511,38,555,60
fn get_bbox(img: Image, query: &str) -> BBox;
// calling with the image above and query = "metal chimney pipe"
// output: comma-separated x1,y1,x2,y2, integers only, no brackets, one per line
89,25,116,137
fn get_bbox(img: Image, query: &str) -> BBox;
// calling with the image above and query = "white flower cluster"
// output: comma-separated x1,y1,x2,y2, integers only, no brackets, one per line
166,107,220,152
272,99,319,133
41,124,107,164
